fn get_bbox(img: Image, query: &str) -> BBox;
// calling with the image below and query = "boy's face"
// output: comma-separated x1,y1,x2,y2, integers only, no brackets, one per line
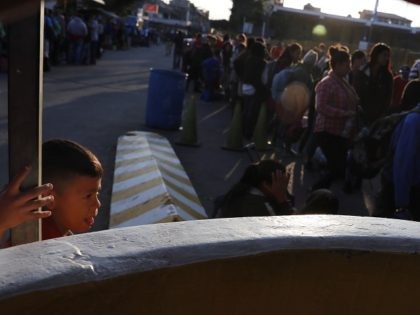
51,175,102,234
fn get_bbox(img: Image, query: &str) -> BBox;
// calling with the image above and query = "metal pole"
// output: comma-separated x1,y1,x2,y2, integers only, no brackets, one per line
373,0,380,19
262,20,266,38
368,0,380,44
8,0,44,245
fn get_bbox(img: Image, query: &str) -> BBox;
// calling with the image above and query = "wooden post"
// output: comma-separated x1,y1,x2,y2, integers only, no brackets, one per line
8,1,44,245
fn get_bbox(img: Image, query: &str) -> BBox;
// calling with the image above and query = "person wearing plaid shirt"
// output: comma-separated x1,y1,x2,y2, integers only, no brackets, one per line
312,45,359,190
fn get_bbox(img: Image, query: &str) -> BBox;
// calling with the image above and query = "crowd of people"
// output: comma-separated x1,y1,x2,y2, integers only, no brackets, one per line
0,9,170,74
1,28,419,248
171,32,420,221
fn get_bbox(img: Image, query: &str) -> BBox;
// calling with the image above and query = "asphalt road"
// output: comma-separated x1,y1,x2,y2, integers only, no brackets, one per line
0,45,374,234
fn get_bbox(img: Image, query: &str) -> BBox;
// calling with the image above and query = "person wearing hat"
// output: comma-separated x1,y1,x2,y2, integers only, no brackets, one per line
391,65,411,111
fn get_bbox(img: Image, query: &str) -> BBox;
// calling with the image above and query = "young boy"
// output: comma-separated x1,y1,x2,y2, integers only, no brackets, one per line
42,139,103,240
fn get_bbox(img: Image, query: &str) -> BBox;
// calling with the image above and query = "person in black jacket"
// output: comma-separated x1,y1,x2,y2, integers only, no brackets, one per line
214,159,340,218
352,43,393,126
172,30,184,70
242,41,267,139
216,160,293,218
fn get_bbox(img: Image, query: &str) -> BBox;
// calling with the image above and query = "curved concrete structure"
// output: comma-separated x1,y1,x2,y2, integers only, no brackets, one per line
1,215,420,314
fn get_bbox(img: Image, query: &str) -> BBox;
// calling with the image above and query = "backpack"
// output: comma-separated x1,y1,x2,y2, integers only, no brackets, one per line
351,108,420,179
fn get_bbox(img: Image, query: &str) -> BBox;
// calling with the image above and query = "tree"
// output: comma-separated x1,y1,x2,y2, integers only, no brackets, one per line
229,0,269,32
211,20,231,32
105,0,143,14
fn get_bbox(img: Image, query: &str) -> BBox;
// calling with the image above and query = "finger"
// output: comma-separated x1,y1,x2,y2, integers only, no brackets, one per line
28,210,52,220
19,184,53,202
7,166,31,195
21,196,54,212
40,184,54,197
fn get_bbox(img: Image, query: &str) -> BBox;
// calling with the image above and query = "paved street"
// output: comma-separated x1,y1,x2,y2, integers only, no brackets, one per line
0,45,374,233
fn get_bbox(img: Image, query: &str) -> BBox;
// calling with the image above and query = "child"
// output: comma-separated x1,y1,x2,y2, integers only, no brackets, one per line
42,139,103,240
215,160,294,218
0,166,54,245
299,189,339,215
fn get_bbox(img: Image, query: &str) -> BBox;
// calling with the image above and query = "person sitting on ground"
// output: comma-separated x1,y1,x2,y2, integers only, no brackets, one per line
42,139,103,240
298,189,339,215
215,160,294,218
0,166,54,246
214,159,340,218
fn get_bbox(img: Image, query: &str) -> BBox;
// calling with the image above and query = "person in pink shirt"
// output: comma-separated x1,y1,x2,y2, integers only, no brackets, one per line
312,45,359,190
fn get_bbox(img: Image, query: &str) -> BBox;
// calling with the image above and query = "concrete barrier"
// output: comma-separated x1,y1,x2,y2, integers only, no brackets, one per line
110,131,207,228
1,216,420,314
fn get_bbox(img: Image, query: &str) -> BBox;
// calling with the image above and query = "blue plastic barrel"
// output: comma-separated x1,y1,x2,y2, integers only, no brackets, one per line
145,69,187,130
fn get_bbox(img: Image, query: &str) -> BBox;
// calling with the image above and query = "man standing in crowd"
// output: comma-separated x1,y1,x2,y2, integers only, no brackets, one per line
172,30,184,70
391,65,410,110
67,12,87,65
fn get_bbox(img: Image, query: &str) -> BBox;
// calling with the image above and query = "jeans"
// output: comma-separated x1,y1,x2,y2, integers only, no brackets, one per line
312,132,348,189
69,39,83,64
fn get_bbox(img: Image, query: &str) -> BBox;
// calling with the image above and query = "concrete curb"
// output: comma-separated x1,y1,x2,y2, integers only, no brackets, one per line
110,131,207,228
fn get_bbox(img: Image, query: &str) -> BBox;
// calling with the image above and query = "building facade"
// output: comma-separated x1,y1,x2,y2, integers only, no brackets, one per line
136,0,209,32
269,4,420,51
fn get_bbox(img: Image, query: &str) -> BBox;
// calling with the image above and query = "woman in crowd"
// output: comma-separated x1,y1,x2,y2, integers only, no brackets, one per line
352,43,393,126
312,45,359,190
275,42,302,73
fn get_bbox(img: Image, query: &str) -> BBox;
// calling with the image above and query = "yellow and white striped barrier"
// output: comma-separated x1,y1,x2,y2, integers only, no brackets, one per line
110,131,207,228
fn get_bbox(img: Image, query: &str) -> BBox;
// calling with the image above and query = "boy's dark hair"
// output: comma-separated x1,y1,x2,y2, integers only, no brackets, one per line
351,50,366,64
301,189,339,215
43,139,103,184
213,160,286,218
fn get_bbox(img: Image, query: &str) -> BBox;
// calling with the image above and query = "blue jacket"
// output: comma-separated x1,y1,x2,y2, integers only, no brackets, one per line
391,104,420,207
271,67,292,102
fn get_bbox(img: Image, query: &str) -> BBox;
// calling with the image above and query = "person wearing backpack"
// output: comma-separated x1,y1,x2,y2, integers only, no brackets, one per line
374,91,420,220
